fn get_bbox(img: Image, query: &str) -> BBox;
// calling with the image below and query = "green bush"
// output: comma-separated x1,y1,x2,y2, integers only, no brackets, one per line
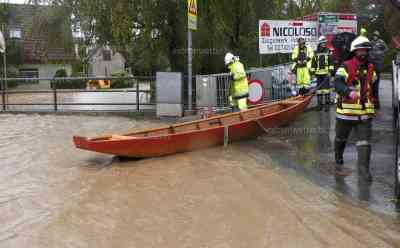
6,70,18,88
51,69,86,89
111,71,133,89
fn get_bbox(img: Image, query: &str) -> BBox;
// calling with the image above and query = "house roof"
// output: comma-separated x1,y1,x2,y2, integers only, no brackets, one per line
4,3,75,64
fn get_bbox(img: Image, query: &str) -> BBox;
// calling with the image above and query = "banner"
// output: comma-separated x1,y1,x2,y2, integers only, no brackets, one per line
259,20,318,54
188,0,197,31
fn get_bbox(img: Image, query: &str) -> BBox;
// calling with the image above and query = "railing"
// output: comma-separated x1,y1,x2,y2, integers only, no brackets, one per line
0,76,156,112
196,63,294,114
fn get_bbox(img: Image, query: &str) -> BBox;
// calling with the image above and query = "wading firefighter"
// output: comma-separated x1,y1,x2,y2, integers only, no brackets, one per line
311,35,334,111
225,52,249,111
334,36,376,182
291,37,314,95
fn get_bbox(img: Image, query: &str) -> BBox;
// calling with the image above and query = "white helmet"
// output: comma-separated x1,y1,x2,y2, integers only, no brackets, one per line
224,52,235,65
350,36,372,52
318,35,327,44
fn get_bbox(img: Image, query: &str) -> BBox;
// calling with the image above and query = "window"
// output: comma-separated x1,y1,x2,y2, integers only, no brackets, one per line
102,50,111,61
10,28,22,39
19,69,39,84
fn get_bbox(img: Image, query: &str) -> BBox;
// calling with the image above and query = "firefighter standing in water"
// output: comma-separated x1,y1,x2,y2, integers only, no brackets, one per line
311,36,334,111
334,36,376,182
291,37,314,95
225,53,249,111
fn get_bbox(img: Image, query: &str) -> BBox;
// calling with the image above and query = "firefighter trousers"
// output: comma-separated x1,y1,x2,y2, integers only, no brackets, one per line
334,118,373,179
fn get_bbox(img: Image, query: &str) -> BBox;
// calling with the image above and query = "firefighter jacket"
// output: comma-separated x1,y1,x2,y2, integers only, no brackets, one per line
311,47,334,76
228,60,249,99
291,45,313,70
334,56,377,118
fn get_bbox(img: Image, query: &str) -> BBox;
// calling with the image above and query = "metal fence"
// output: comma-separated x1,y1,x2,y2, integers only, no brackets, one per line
0,76,156,112
0,63,295,113
196,63,294,113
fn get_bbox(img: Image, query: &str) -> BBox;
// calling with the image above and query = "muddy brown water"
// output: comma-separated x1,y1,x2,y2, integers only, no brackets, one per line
1,114,400,247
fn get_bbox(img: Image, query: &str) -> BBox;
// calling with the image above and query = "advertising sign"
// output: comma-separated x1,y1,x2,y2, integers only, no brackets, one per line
259,20,318,54
188,0,197,31
318,13,357,36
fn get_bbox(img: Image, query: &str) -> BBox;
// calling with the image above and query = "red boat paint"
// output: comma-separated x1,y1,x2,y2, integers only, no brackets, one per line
73,95,313,158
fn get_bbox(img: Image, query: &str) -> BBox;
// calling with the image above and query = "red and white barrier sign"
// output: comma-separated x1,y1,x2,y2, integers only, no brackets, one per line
248,80,265,105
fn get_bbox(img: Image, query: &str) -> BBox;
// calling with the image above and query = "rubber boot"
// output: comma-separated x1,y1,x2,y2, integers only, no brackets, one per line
357,145,373,182
324,94,330,112
334,140,346,171
317,95,323,111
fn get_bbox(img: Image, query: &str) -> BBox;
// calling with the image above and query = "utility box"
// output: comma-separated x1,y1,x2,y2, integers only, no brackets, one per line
156,72,183,117
196,75,217,107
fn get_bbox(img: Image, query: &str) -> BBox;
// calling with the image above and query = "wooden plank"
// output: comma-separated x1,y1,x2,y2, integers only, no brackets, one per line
111,135,133,140
174,124,198,133
281,100,303,104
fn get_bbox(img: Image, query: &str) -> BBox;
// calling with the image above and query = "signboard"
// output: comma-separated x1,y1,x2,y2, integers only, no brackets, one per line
259,20,318,54
318,13,357,36
319,15,338,23
188,0,197,31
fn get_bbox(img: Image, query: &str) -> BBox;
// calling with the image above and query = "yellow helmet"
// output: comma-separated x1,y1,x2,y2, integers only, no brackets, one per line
360,28,367,36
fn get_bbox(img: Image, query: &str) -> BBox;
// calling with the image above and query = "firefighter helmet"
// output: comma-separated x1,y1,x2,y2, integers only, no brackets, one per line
318,36,327,44
350,36,372,52
224,53,235,65
360,28,367,36
298,37,306,44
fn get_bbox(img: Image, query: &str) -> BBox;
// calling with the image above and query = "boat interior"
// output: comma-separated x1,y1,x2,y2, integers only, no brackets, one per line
90,98,305,141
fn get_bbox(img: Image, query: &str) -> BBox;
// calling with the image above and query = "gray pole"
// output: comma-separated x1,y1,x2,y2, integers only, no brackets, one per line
188,30,193,112
2,24,6,110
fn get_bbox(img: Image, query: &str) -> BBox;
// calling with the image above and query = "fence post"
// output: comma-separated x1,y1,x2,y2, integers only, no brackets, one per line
136,79,140,112
53,79,58,112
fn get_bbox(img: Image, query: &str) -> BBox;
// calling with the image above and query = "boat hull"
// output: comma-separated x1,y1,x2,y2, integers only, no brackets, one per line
73,96,312,158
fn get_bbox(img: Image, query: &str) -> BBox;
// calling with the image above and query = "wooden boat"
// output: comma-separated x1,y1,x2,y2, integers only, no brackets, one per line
73,95,313,158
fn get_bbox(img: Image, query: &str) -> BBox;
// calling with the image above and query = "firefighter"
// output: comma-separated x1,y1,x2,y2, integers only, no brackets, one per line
224,52,249,111
291,37,314,95
311,36,334,111
360,28,368,38
334,36,376,182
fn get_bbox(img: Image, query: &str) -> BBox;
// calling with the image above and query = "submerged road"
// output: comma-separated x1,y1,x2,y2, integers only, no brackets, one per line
0,80,400,247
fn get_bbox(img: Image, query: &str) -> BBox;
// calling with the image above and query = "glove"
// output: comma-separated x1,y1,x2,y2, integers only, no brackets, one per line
297,60,306,67
348,91,359,101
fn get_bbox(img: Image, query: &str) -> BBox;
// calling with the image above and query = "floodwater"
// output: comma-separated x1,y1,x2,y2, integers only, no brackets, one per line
1,113,400,247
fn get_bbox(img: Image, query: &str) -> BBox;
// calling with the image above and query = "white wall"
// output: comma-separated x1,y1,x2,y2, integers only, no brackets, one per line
88,49,126,76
